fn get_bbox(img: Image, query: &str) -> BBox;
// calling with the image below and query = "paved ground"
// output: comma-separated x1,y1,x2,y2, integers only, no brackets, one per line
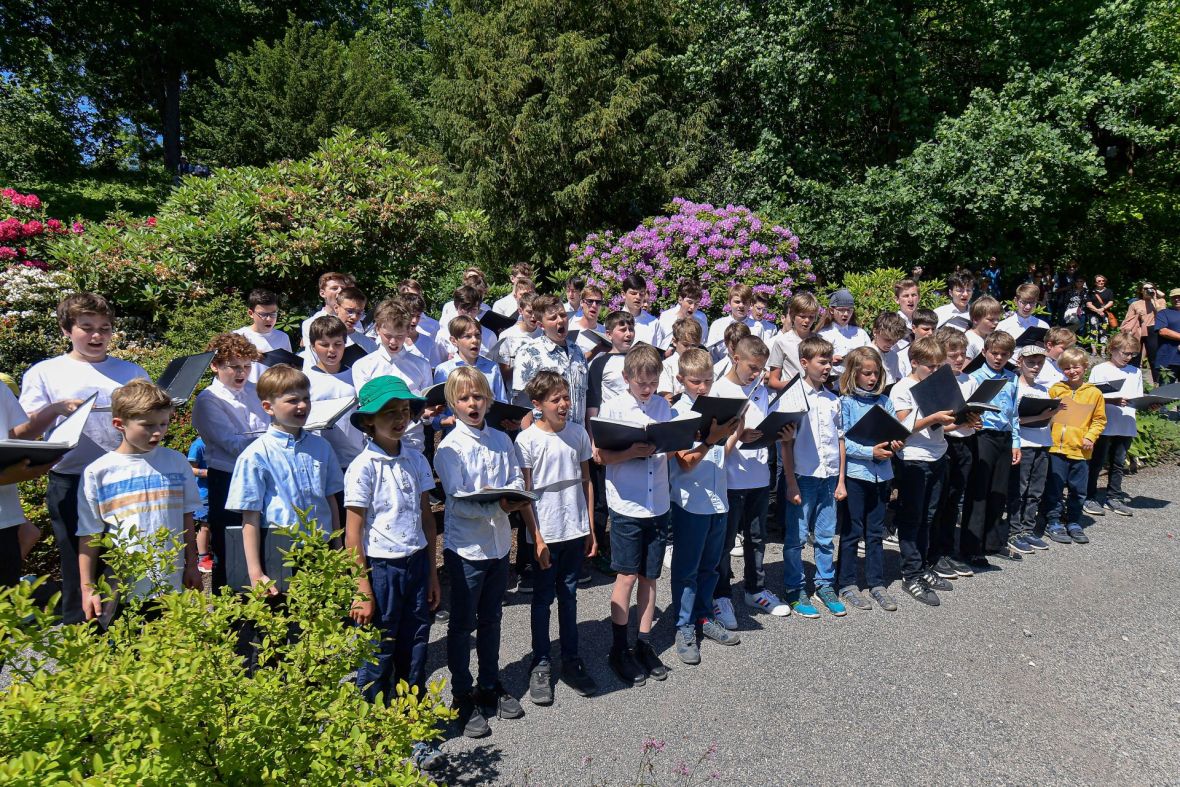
424,465,1180,786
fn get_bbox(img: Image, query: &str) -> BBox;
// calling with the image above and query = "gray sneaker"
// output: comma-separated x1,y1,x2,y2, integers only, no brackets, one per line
528,661,553,706
675,626,700,665
700,617,741,646
839,586,872,611
1104,498,1133,516
869,586,898,612
1082,498,1106,516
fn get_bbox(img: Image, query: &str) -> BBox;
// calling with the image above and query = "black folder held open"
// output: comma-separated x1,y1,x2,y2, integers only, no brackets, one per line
590,413,704,453
844,404,911,446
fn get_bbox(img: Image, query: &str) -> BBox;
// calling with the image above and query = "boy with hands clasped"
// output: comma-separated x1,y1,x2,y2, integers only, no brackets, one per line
516,371,599,704
781,336,847,618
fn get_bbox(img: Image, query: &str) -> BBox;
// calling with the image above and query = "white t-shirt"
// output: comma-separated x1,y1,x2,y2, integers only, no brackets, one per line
658,308,708,349
234,326,293,382
659,353,682,397
77,447,201,595
300,307,331,350
631,310,665,349
997,314,1048,340
890,376,947,461
1036,357,1065,387
438,301,490,331
767,331,804,379
819,323,870,374
492,292,520,317
711,375,770,489
343,441,435,559
0,386,30,528
935,303,971,330
965,331,986,360
1015,378,1053,448
669,395,728,515
1089,362,1142,437
306,367,364,470
515,422,592,543
707,314,772,349
19,354,150,475
597,392,672,518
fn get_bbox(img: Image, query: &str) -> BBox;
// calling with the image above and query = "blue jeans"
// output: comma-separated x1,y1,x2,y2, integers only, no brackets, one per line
530,537,586,665
444,550,509,696
784,474,838,591
1046,454,1089,526
356,548,432,703
670,504,727,628
837,477,890,589
718,486,769,597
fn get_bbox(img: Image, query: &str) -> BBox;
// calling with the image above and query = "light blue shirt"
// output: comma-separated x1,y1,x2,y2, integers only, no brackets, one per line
432,355,509,432
839,393,896,483
970,364,1019,439
226,426,345,535
669,396,729,515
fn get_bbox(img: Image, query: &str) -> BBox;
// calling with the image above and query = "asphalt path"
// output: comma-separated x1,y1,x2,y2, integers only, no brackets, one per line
426,465,1180,786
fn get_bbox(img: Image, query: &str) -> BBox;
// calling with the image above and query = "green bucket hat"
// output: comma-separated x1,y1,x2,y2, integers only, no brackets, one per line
350,376,425,429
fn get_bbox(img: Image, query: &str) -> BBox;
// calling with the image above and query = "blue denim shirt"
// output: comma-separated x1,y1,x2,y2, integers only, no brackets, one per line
839,393,896,483
226,426,345,535
970,363,1018,439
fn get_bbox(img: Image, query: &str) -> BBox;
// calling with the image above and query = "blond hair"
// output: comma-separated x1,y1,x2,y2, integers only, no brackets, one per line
444,365,493,412
839,347,885,396
257,364,309,402
112,378,172,421
677,348,712,378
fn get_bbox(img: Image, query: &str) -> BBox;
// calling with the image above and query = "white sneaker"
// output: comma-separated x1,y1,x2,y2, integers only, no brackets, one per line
884,532,899,546
713,597,738,630
744,589,790,617
663,545,674,569
729,534,744,557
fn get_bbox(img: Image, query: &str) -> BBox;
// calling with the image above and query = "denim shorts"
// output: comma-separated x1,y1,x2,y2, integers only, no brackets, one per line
609,510,670,579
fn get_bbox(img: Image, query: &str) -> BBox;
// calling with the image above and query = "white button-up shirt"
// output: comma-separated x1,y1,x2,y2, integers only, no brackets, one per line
350,345,433,452
598,392,672,518
344,441,435,559
191,379,269,472
435,420,524,560
791,381,842,479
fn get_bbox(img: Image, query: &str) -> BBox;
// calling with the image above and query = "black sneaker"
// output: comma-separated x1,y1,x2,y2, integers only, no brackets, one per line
967,555,995,571
476,683,524,719
633,640,669,681
517,571,534,594
946,557,974,577
529,661,553,706
452,694,491,738
561,657,598,697
609,647,646,687
922,570,953,591
989,548,1023,562
577,564,592,584
932,557,958,579
903,577,940,606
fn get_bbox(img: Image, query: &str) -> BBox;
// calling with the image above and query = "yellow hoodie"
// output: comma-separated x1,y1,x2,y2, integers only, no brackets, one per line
1049,381,1107,459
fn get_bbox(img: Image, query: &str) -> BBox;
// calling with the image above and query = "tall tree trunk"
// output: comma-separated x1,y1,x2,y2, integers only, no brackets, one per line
162,68,182,172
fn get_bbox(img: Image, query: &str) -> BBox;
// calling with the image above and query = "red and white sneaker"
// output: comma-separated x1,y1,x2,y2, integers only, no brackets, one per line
197,553,215,574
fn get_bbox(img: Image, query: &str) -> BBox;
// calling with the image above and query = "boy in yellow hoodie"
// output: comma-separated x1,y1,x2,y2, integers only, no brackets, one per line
1044,347,1107,544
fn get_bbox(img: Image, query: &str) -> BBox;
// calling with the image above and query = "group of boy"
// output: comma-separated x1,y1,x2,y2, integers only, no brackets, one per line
1,264,1147,766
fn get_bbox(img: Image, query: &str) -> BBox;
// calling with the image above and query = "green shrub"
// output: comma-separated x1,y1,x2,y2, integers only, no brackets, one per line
826,268,947,323
1129,410,1180,468
49,129,484,320
0,523,449,784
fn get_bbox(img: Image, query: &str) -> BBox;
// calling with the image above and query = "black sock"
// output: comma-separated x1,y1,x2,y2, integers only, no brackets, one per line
611,622,629,653
636,630,651,645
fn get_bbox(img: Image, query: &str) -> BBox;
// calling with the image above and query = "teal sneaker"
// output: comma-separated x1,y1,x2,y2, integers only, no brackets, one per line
815,586,847,617
786,589,820,619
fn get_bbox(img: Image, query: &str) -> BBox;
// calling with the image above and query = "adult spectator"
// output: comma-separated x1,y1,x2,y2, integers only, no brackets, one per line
981,257,1002,298
1153,288,1180,383
1085,274,1116,350
1052,261,1080,323
1121,282,1168,380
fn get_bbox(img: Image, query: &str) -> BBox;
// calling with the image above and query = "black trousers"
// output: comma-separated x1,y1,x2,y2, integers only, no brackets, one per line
47,471,84,624
960,430,1013,558
931,435,975,565
589,460,609,554
0,525,21,588
895,459,946,581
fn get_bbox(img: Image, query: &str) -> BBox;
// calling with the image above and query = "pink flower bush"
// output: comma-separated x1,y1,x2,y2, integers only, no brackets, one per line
0,187,80,271
569,197,815,319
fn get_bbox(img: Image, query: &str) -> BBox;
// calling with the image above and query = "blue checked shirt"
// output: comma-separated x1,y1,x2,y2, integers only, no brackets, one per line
970,364,1019,439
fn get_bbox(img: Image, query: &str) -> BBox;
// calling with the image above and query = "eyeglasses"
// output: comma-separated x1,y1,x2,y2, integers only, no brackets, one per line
251,310,279,319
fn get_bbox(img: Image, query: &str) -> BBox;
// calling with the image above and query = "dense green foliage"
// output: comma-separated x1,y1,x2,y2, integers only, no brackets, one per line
48,131,484,319
186,23,417,167
1,0,1177,285
0,524,448,784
